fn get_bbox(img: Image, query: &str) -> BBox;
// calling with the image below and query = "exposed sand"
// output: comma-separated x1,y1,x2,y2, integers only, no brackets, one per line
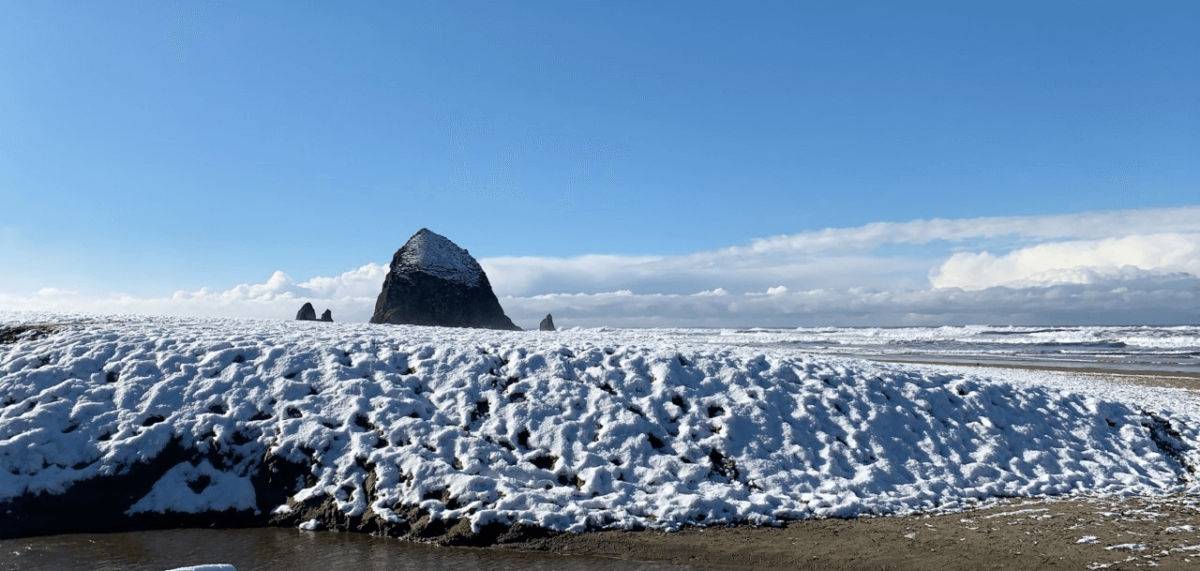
499,494,1200,570
491,364,1200,570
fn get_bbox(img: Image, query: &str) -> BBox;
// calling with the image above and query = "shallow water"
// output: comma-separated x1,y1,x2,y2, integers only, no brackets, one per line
0,528,704,571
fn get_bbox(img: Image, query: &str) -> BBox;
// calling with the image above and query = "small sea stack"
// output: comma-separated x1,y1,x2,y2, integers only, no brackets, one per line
295,303,316,321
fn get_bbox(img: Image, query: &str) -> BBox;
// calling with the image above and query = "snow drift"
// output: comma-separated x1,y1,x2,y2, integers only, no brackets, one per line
1,314,1197,541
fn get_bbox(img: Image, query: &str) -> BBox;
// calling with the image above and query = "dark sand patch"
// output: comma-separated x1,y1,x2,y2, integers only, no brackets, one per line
498,494,1200,570
0,324,62,345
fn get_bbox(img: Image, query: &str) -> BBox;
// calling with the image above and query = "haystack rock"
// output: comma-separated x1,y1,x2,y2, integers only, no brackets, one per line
370,229,521,331
539,313,556,331
296,302,316,321
319,309,333,322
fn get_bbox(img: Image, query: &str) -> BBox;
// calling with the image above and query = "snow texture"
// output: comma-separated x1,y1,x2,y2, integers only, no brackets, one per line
3,313,1200,534
127,459,256,514
392,229,483,287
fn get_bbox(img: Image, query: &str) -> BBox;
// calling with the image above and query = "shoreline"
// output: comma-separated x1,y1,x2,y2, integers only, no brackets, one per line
863,356,1200,393
859,354,1200,379
493,493,1200,570
8,492,1200,570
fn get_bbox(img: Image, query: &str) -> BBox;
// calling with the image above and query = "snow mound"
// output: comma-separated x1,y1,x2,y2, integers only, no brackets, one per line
2,314,1198,534
393,228,483,287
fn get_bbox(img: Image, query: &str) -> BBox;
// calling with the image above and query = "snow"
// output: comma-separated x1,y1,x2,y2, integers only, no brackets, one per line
3,313,1200,534
392,229,483,287
127,459,256,515
1106,543,1147,551
165,566,237,571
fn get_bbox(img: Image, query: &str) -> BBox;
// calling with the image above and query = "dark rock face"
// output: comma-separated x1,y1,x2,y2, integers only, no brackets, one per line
319,309,333,322
296,303,316,321
370,229,521,331
539,314,556,331
0,435,558,546
0,324,60,344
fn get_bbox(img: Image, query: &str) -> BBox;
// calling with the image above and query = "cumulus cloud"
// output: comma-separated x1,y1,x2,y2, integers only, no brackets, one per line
3,207,1199,327
2,265,388,324
499,273,1200,328
930,233,1200,290
296,263,389,299
482,252,924,296
483,206,1200,297
740,206,1200,254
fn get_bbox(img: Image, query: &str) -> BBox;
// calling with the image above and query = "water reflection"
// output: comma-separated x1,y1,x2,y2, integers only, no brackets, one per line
0,528,703,571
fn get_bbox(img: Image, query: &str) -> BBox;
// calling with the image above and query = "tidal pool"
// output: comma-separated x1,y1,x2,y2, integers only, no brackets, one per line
0,528,704,571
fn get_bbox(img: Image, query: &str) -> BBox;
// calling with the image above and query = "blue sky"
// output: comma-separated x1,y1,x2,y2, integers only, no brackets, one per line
2,1,1198,327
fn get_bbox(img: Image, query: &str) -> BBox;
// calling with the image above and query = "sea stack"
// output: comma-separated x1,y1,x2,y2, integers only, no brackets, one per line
370,229,521,331
539,313,556,331
296,303,317,321
319,309,333,322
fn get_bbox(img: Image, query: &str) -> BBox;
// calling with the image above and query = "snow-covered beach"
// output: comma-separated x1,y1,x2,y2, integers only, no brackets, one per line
3,313,1200,548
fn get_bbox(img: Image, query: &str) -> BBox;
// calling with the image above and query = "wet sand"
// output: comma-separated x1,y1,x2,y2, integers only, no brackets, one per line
491,364,1200,570
865,357,1200,391
498,494,1200,570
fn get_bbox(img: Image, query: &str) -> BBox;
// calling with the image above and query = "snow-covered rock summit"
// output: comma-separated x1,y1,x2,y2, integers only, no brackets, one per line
370,229,520,331
392,228,484,288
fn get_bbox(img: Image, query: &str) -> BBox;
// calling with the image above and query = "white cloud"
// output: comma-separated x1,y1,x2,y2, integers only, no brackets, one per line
1,265,386,324
930,233,1200,290
296,263,389,299
8,273,1198,329
482,252,924,296
4,207,1200,328
483,206,1200,297
499,274,1200,328
740,206,1200,254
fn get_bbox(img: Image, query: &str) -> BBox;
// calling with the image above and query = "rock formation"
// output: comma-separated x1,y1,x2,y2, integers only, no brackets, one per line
296,303,316,321
539,314,556,331
370,229,521,331
319,309,333,322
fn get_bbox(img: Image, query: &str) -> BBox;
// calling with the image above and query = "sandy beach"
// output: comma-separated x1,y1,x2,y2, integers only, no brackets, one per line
494,492,1200,570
